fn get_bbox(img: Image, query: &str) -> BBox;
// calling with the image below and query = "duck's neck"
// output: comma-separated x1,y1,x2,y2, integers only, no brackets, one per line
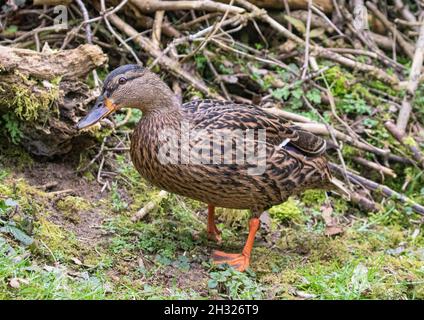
137,93,184,139
141,86,182,118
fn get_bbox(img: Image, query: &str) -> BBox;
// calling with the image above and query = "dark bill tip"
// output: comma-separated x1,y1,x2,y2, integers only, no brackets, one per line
77,96,113,130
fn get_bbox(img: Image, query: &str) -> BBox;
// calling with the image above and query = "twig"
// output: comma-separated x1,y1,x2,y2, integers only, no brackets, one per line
75,0,101,89
397,14,424,133
352,156,397,178
385,121,424,169
394,0,418,27
131,190,169,222
350,191,381,212
366,2,415,59
235,0,399,85
107,12,222,99
130,0,245,14
180,0,235,63
311,4,344,37
47,189,75,196
116,109,133,128
77,136,107,173
99,0,142,65
152,8,164,48
329,162,424,216
301,0,312,80
204,51,231,100
266,108,391,158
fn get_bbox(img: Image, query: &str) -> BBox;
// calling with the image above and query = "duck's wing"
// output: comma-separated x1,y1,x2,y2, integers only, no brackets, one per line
183,99,326,157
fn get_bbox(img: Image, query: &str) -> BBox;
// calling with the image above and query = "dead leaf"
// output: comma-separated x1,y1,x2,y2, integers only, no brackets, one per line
279,39,297,53
351,263,370,293
9,278,20,288
8,278,28,288
294,290,317,299
324,226,344,236
71,257,83,266
321,204,333,225
259,211,271,233
219,75,238,84
321,204,344,236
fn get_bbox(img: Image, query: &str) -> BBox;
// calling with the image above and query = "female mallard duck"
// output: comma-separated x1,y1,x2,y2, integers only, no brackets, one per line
78,64,346,271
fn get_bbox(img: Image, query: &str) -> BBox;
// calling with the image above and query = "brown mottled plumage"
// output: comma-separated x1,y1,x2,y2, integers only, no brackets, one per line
131,99,333,214
78,65,343,271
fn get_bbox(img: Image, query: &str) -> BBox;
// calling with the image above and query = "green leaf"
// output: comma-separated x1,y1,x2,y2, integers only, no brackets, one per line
309,28,325,39
0,198,17,216
271,87,290,100
284,15,306,34
292,88,303,99
5,25,18,34
0,224,34,246
208,279,218,289
306,89,322,104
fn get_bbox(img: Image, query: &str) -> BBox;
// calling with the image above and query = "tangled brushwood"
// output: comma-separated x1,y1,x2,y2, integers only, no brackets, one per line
0,0,423,300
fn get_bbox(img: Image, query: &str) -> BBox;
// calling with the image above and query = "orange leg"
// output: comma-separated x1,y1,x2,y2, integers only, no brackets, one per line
212,218,260,272
207,204,222,243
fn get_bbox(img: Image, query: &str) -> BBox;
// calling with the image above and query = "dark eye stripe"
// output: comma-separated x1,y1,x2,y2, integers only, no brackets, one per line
106,74,140,95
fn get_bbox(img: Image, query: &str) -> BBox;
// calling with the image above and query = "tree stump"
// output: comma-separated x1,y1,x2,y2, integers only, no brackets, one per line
0,44,108,157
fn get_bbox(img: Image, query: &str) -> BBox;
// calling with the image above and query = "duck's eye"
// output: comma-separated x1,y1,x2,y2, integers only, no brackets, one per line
118,77,127,85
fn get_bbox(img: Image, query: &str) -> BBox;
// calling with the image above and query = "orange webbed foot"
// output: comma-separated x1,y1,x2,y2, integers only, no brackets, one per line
212,250,250,272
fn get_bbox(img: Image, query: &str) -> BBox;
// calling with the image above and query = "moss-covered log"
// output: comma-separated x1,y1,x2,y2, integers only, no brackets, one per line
0,44,107,157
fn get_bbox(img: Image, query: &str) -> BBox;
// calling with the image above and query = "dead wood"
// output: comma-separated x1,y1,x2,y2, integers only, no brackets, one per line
221,0,333,13
130,0,245,14
0,44,108,156
33,0,72,5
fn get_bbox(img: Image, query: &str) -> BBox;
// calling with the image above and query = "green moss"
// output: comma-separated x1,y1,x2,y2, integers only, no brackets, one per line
0,178,47,217
0,142,34,169
215,208,250,229
403,136,418,147
34,217,79,261
0,72,60,122
269,197,303,224
0,183,13,197
324,66,353,96
56,196,91,223
301,190,327,208
332,198,349,215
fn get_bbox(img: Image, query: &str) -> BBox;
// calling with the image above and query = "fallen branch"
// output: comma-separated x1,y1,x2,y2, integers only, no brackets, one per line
128,3,181,37
235,0,399,85
352,156,397,178
329,163,424,216
385,121,424,169
0,44,106,80
33,0,72,5
396,15,424,133
131,190,169,222
366,2,415,59
130,0,245,14
222,0,333,13
349,191,381,213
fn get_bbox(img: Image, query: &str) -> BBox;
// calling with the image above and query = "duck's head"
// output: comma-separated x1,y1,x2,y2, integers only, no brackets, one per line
77,64,177,130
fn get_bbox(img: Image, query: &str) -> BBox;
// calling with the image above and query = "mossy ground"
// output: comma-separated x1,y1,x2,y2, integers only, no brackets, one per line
0,141,423,300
